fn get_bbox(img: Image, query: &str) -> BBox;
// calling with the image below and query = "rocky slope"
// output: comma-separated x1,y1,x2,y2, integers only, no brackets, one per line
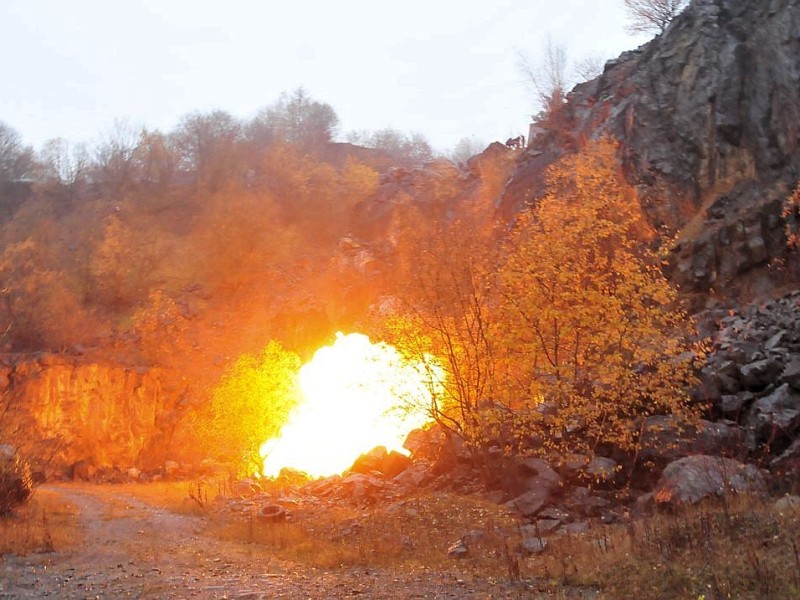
504,0,800,300
698,290,800,463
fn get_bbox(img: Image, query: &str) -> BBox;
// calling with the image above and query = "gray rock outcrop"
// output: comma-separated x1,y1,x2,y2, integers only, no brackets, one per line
503,0,800,298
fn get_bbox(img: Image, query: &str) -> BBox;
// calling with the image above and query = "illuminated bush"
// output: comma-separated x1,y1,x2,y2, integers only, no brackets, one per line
0,445,32,516
199,341,301,472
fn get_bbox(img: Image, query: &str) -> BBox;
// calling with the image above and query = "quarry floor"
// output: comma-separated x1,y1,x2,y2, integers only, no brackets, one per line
0,483,572,599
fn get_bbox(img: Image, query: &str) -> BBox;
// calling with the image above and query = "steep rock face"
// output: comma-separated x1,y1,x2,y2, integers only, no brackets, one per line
0,354,179,472
504,0,800,298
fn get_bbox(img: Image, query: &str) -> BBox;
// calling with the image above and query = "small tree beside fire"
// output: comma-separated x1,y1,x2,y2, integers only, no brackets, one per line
198,341,301,473
381,156,505,454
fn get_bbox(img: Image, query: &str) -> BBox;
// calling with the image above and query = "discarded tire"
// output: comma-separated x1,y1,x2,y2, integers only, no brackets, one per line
0,444,33,516
257,504,287,523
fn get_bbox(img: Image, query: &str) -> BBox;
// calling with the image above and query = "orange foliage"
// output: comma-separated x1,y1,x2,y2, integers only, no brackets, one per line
496,139,698,456
783,182,800,250
129,290,192,367
0,238,97,350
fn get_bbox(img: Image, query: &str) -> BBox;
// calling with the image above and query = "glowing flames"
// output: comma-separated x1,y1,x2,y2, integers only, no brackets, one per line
260,332,442,478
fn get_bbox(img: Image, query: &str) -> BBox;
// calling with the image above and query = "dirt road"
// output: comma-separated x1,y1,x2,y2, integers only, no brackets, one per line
0,484,548,599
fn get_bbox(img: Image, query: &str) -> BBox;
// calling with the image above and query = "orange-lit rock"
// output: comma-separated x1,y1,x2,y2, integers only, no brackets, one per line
1,354,175,473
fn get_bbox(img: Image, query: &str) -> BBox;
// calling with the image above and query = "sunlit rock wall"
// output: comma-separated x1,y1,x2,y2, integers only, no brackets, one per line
0,354,177,473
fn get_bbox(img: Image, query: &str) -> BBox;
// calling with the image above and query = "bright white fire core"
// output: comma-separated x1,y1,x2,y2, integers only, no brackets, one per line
259,332,441,478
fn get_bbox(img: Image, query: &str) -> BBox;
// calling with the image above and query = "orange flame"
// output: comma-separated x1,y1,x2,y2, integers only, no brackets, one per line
259,332,442,478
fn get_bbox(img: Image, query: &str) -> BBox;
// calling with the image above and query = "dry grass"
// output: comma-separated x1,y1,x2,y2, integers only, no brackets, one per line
0,488,81,556
201,488,800,598
525,494,800,599
208,492,521,572
78,480,800,598
106,478,231,516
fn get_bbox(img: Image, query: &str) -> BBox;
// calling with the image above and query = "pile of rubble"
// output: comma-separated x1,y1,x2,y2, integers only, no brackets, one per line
698,290,800,469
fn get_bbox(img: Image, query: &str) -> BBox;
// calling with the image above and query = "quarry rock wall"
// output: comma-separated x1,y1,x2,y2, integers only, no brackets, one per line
0,354,180,474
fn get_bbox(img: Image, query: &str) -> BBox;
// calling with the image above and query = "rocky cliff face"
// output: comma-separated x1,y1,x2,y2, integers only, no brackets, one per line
505,0,800,300
0,354,181,474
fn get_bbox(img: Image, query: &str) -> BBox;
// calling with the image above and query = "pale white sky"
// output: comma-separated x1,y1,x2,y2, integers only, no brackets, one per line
1,0,648,153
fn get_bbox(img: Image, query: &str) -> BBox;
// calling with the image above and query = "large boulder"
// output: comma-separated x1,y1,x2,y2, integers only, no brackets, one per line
739,358,784,391
402,425,469,473
494,455,561,498
337,473,385,503
782,359,800,390
636,416,748,481
745,384,800,450
349,446,411,479
504,457,562,517
694,420,746,458
583,457,620,488
506,487,551,518
770,438,800,478
0,444,33,515
517,457,561,489
637,415,696,465
653,455,766,506
350,446,389,475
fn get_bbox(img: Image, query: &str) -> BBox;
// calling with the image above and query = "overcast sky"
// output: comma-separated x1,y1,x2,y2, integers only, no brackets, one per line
1,0,649,154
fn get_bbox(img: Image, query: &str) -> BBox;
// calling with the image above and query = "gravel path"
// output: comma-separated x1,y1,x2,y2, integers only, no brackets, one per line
0,485,568,599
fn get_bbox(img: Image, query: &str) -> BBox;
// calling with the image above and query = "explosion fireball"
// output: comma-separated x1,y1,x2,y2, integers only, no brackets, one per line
260,332,442,478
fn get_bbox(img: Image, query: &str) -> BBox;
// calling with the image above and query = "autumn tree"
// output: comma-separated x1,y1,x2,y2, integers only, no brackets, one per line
784,182,800,250
130,129,178,191
496,139,698,460
36,138,90,196
250,88,339,154
172,110,243,191
623,0,689,35
347,128,434,167
0,122,33,183
197,341,301,472
0,238,94,350
92,120,141,197
381,157,507,451
187,186,300,297
129,289,192,367
516,39,576,149
254,143,378,245
517,39,568,120
89,214,160,309
385,225,497,450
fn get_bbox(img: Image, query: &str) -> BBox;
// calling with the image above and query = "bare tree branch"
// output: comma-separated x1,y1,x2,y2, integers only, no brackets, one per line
516,38,568,117
623,0,689,35
573,55,604,82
